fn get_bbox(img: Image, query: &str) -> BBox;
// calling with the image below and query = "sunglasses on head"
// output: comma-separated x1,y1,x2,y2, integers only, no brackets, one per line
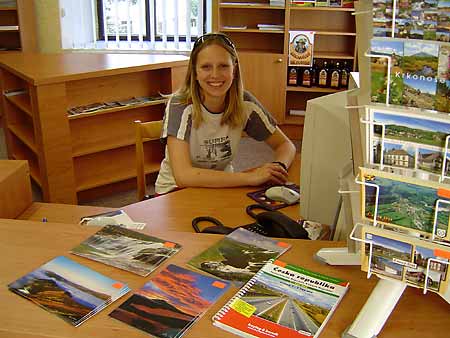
192,33,236,51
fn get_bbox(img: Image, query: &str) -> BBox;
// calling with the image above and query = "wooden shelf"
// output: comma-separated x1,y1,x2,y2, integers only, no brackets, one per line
313,30,356,36
68,98,168,120
0,8,16,11
5,93,31,116
8,123,36,153
222,28,284,34
76,161,160,192
219,4,284,10
72,139,135,157
284,115,304,125
314,51,355,59
0,25,18,32
286,86,344,93
290,7,354,12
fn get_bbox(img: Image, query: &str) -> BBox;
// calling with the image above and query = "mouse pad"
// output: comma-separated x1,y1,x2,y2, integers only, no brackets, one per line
246,184,300,210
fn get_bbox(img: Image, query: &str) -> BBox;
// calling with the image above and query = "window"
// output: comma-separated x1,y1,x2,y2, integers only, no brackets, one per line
59,0,210,52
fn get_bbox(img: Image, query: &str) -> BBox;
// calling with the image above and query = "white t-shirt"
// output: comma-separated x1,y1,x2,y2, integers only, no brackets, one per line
155,91,277,194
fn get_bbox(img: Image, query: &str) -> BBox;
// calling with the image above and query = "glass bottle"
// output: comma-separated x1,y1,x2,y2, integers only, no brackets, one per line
318,61,329,88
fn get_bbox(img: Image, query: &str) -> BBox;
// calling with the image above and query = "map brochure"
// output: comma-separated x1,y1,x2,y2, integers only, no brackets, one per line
187,228,291,284
109,264,230,338
8,256,130,327
365,105,450,182
71,224,181,276
360,224,450,304
359,167,450,241
212,259,349,338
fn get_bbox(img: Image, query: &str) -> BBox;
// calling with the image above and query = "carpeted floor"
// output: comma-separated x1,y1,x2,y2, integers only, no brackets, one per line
0,126,300,207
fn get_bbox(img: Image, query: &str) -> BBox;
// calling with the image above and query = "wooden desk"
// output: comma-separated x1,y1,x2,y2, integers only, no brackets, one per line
1,218,448,338
0,53,188,204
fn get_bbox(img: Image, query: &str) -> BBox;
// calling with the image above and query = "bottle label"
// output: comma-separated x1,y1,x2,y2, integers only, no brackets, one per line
331,71,339,87
319,70,327,86
289,69,297,85
302,70,311,86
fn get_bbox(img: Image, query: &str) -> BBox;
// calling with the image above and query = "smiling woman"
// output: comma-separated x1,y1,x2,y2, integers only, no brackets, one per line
154,33,297,194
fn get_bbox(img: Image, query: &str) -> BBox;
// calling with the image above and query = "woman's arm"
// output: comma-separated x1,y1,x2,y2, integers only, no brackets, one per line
264,127,297,169
167,136,288,188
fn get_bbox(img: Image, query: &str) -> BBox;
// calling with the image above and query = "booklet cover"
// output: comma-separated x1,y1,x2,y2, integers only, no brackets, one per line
213,260,349,338
360,224,450,303
71,224,181,276
359,167,450,241
8,256,130,327
188,228,291,284
109,264,230,338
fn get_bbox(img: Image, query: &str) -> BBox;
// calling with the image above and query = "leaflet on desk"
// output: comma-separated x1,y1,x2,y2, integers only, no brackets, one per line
79,209,146,230
360,224,450,304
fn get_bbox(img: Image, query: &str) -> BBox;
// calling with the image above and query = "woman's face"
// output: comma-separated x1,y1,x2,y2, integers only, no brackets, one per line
195,44,235,109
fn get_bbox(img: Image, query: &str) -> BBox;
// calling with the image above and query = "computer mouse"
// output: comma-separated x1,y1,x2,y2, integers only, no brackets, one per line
265,186,300,205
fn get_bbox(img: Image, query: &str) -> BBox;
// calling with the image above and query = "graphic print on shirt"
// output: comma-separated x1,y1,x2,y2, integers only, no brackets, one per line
197,136,232,169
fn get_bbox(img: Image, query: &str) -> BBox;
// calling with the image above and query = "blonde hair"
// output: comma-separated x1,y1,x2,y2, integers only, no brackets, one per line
174,33,245,128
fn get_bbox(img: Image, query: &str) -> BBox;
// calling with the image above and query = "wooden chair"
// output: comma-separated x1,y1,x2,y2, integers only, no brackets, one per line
135,119,163,201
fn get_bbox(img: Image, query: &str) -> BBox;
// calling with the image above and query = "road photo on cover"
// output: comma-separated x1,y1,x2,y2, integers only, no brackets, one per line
213,260,349,338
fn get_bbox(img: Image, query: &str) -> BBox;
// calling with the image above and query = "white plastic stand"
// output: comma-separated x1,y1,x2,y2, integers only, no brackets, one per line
315,247,361,265
342,279,407,338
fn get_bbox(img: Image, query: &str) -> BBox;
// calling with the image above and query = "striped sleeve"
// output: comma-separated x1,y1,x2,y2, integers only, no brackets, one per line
161,96,192,142
243,91,277,141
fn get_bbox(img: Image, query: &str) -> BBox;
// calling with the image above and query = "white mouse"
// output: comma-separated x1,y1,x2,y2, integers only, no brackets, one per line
265,186,300,204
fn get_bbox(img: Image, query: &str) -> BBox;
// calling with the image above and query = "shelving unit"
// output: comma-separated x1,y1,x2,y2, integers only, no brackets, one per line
213,0,357,139
0,53,188,204
0,0,37,52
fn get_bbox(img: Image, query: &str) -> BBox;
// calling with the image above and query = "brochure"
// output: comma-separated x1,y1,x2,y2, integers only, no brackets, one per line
213,259,349,338
79,209,145,230
288,31,315,67
187,228,291,284
71,224,181,276
8,256,130,326
109,264,230,337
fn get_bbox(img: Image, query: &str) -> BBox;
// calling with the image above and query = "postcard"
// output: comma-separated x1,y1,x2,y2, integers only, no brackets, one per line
359,167,450,240
71,225,181,276
366,106,450,180
109,264,230,338
360,225,450,299
288,31,314,67
8,256,130,326
370,39,404,105
373,0,393,37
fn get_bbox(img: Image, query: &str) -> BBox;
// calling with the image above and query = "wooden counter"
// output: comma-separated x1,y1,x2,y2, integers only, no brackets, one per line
1,218,448,338
0,52,188,204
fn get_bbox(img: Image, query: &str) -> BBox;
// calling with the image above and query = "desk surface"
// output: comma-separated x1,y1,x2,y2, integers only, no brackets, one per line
2,218,449,338
0,52,189,85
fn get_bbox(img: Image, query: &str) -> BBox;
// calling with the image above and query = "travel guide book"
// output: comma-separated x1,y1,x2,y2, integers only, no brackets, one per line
365,106,450,181
8,255,130,327
359,224,450,304
70,224,181,276
212,260,349,338
109,264,230,338
359,167,450,241
187,228,291,284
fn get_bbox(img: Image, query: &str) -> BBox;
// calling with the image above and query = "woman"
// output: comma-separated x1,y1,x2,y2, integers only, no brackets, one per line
155,33,296,194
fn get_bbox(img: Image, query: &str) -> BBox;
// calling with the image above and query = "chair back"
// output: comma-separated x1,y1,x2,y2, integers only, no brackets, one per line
135,119,163,200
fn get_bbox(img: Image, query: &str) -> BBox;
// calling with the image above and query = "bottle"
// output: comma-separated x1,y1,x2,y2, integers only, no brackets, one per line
318,61,329,88
340,61,350,89
301,67,312,87
330,61,341,89
311,60,318,87
288,67,298,86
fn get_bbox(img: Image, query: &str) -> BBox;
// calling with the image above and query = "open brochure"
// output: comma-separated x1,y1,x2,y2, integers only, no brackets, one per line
213,260,349,338
187,228,291,284
79,209,145,230
8,256,130,327
109,264,230,337
71,225,181,276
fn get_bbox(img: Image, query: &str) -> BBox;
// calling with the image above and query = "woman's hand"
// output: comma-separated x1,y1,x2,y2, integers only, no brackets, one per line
245,162,288,186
